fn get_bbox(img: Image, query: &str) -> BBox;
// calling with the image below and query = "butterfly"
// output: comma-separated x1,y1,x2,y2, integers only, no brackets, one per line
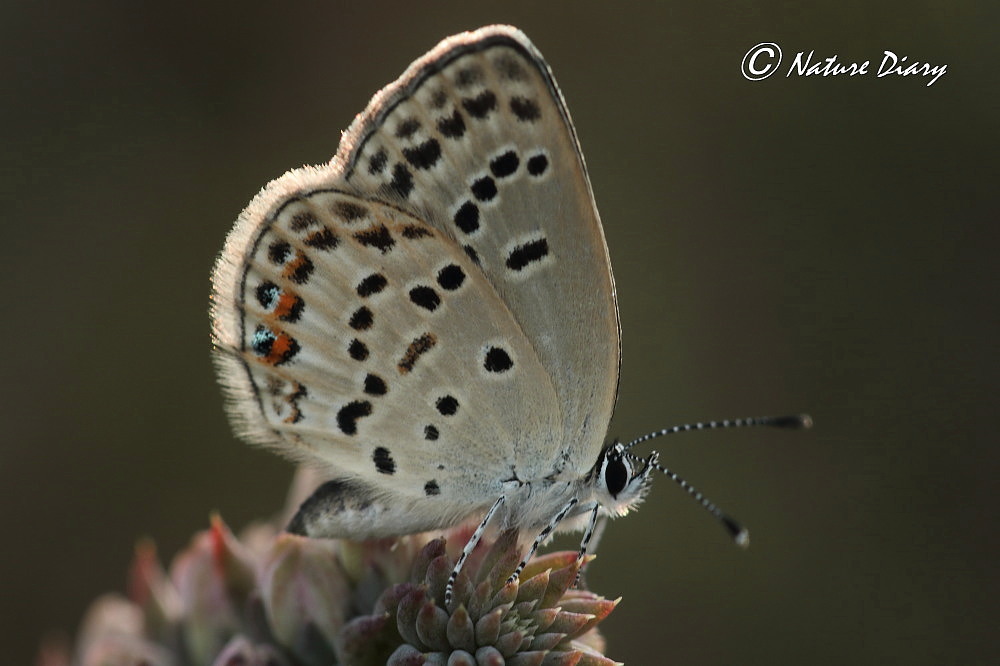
210,25,809,602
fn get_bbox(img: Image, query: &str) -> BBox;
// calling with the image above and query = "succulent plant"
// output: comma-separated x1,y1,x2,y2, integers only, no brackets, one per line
39,481,621,665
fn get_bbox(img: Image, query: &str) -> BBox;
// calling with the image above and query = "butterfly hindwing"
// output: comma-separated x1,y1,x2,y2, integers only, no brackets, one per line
215,189,561,491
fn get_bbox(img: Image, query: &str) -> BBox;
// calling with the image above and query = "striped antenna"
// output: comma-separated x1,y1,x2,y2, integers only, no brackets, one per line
624,413,812,545
624,414,812,451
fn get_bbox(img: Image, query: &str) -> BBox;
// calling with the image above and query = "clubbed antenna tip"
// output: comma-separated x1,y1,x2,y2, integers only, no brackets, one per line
768,413,813,429
721,515,750,549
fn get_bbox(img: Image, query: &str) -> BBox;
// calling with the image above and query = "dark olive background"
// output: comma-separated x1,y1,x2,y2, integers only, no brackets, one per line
3,2,996,664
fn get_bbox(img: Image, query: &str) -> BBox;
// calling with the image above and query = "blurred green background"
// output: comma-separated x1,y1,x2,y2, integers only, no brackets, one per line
3,1,996,663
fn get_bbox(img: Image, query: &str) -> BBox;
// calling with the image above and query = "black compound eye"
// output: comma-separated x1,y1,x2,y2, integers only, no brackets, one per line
605,456,630,497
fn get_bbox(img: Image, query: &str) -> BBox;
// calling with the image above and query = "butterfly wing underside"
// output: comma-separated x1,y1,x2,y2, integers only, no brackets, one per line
211,26,619,537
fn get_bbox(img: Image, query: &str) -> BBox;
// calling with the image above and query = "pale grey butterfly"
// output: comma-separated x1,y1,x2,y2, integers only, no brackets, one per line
210,25,810,603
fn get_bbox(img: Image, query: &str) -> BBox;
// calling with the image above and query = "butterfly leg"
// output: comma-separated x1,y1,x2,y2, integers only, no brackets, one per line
574,504,603,587
506,497,580,585
446,495,505,606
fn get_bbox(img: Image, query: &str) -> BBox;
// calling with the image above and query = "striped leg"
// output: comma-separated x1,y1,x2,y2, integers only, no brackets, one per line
573,503,602,586
446,495,505,605
506,497,579,585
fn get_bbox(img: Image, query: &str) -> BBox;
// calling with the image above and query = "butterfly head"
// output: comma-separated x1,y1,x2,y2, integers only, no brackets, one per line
593,441,658,518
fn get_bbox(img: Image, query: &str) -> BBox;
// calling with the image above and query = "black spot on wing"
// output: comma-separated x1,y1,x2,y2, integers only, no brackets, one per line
354,225,395,254
437,264,465,290
348,339,369,361
455,66,483,88
484,347,514,373
304,227,338,250
403,139,442,170
395,118,421,138
430,89,448,109
436,395,459,416
363,373,387,396
285,254,314,285
368,149,388,175
471,176,497,202
506,238,549,271
402,224,433,239
409,286,441,311
510,97,541,122
356,273,388,297
387,163,414,199
289,212,319,231
490,151,520,178
454,201,479,233
495,55,528,81
373,446,396,474
255,281,279,309
333,201,369,222
437,109,466,138
462,90,497,119
337,400,372,436
250,325,275,357
268,240,291,265
349,306,373,330
527,153,549,176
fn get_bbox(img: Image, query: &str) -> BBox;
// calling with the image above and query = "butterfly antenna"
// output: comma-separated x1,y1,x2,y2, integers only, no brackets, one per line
623,413,812,451
623,413,812,547
627,451,750,547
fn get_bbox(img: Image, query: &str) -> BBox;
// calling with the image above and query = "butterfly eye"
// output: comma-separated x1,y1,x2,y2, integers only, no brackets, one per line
604,455,630,498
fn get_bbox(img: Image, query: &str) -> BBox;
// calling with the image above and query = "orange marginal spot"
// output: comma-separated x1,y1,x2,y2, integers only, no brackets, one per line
272,291,300,320
283,253,312,281
283,404,303,424
265,332,297,365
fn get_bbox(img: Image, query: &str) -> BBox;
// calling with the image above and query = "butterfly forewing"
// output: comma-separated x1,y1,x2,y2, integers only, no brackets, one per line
339,28,620,475
211,26,620,535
